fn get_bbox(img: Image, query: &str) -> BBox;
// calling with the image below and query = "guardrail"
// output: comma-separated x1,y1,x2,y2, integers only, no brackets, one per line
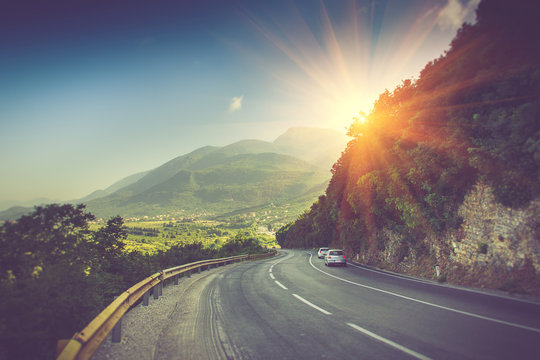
56,251,276,360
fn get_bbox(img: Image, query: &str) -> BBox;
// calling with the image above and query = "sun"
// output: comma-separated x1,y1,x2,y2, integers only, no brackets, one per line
327,92,372,132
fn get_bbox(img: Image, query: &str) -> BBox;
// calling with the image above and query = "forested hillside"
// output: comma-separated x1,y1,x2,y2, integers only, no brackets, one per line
277,0,539,290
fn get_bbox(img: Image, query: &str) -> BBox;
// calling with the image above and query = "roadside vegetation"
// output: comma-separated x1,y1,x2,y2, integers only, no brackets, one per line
0,204,272,360
277,0,539,254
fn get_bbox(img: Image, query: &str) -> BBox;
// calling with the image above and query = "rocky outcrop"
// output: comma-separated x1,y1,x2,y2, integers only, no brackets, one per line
446,182,540,294
354,182,540,295
452,182,540,272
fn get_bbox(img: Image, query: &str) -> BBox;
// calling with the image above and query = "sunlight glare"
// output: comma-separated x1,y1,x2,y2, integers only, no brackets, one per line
242,1,450,134
329,93,372,131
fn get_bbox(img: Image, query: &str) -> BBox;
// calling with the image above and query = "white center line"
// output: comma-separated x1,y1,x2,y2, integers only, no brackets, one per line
269,251,291,274
269,273,275,280
275,281,288,290
293,294,332,315
308,254,540,333
347,323,431,360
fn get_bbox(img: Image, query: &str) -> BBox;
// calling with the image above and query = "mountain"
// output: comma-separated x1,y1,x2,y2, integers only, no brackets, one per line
0,197,57,212
77,171,150,202
277,0,540,294
273,127,350,169
0,127,348,221
79,127,348,218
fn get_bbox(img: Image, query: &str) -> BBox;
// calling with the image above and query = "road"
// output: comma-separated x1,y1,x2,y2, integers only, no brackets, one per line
155,249,540,359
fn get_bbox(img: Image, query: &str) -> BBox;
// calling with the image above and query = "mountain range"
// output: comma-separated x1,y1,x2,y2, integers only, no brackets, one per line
0,127,349,220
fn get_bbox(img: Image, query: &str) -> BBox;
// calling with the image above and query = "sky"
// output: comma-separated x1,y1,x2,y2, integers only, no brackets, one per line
0,0,480,208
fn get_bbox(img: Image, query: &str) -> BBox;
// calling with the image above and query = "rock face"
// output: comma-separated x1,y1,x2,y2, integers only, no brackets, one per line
355,181,540,295
453,182,540,274
445,182,540,294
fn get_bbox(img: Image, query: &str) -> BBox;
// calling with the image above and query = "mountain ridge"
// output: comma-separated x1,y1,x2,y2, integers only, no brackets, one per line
0,127,348,220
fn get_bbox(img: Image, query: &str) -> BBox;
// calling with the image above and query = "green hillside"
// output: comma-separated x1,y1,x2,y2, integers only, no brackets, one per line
278,0,539,252
87,152,329,218
0,127,347,222
81,126,347,219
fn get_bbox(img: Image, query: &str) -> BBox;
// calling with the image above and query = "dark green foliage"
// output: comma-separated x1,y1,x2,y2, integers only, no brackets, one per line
219,233,266,256
0,204,268,359
278,0,540,257
437,273,448,283
478,242,488,254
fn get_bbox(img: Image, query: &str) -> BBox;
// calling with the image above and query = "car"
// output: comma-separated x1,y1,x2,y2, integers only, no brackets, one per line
317,247,330,259
324,249,346,267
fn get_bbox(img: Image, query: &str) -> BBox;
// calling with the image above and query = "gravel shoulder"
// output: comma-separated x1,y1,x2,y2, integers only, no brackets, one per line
92,263,240,360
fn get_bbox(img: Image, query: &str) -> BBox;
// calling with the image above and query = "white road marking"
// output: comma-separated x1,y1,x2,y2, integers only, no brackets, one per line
269,273,275,280
347,262,432,285
269,251,291,274
347,323,431,360
292,294,332,315
347,262,540,305
308,254,540,333
275,281,288,290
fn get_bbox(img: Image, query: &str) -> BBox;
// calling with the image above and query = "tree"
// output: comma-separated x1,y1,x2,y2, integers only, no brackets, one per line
0,204,127,359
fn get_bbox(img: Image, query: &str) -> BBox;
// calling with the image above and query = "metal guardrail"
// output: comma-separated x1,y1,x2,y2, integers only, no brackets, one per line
56,251,276,360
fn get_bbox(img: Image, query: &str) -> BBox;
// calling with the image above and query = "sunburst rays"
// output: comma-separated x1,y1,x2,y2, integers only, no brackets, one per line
239,1,460,132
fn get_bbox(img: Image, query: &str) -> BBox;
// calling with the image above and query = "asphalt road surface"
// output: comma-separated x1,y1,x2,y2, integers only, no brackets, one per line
157,249,540,359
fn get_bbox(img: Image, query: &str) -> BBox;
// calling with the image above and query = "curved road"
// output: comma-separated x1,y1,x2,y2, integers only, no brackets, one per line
155,249,540,359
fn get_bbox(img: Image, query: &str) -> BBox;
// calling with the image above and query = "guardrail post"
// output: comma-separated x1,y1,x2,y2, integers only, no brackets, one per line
174,275,179,285
198,266,201,274
112,318,122,343
187,270,191,278
111,295,122,343
153,286,159,299
143,290,149,306
158,282,163,296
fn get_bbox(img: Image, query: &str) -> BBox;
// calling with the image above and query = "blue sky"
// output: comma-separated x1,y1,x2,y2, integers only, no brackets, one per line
0,0,479,207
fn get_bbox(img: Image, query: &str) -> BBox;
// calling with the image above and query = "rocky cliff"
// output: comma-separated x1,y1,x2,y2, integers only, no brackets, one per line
354,182,540,295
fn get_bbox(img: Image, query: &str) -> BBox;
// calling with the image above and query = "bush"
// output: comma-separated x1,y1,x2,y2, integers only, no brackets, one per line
478,242,488,254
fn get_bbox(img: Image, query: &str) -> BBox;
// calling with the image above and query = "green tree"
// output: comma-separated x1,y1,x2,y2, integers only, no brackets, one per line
0,204,127,359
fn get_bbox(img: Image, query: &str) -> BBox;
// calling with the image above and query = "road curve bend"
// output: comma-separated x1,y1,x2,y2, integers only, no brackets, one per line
95,250,540,359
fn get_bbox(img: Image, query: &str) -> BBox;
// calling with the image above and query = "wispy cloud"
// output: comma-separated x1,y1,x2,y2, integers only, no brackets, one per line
437,0,480,30
229,95,244,112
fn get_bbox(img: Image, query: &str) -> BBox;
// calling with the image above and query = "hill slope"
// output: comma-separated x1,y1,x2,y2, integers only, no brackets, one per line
83,127,347,218
273,127,350,169
86,151,328,218
277,0,540,294
0,127,347,221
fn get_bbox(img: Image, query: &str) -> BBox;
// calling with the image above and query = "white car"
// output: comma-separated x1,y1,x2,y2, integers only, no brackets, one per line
317,247,330,259
325,249,346,267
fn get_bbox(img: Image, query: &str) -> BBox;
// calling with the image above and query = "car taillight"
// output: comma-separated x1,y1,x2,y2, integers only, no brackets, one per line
343,255,346,258
328,256,331,259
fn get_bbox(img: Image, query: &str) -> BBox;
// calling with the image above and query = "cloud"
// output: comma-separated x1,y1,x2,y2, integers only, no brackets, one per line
437,0,480,30
229,95,244,112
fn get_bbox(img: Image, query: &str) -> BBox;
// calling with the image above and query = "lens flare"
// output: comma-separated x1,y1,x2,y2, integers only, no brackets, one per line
239,1,454,132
